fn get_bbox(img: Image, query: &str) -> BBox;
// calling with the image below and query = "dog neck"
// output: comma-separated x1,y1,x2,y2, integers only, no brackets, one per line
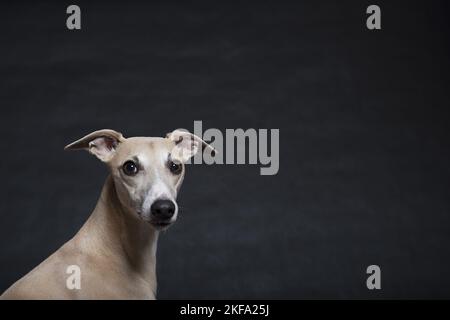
76,175,159,294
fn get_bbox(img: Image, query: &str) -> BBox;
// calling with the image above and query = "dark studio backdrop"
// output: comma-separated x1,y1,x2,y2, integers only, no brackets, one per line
0,0,449,299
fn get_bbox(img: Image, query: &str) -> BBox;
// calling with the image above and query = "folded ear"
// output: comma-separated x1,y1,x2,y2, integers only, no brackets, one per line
64,129,125,162
166,129,216,163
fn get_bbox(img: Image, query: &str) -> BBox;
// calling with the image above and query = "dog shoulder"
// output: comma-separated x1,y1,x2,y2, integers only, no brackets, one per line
0,242,80,299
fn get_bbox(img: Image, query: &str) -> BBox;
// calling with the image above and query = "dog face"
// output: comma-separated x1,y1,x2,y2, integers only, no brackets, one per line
65,129,214,230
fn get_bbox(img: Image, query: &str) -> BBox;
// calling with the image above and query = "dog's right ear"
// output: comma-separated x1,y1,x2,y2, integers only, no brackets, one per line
64,129,125,162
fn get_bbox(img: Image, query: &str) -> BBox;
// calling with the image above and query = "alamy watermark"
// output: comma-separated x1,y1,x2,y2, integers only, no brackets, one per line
66,5,382,32
366,265,381,290
182,121,279,176
66,265,81,290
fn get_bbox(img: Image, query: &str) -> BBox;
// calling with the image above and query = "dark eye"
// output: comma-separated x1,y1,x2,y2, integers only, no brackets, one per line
168,159,182,175
123,160,139,176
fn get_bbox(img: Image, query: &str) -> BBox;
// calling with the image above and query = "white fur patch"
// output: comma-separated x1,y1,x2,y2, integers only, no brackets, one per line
141,177,178,222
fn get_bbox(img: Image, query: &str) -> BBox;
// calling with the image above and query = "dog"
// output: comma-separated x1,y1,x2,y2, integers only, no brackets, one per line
1,128,214,299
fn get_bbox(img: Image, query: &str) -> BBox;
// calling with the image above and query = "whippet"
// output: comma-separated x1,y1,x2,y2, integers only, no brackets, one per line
1,128,214,299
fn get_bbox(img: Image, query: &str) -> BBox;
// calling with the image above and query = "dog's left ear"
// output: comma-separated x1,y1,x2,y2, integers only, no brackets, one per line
166,129,216,163
64,129,125,162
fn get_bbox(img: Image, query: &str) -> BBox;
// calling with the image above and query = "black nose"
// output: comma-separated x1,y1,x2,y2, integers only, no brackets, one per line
151,199,176,220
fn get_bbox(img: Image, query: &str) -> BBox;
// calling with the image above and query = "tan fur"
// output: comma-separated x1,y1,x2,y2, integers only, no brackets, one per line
1,129,213,300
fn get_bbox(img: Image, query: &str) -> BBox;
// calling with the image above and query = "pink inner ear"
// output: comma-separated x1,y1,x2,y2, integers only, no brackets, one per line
88,136,118,161
103,136,117,150
175,136,183,144
91,136,115,150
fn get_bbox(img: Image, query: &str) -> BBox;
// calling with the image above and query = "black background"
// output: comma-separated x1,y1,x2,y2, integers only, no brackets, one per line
0,0,449,299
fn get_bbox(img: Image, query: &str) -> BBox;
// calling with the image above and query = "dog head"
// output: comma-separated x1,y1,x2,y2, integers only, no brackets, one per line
65,129,215,230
